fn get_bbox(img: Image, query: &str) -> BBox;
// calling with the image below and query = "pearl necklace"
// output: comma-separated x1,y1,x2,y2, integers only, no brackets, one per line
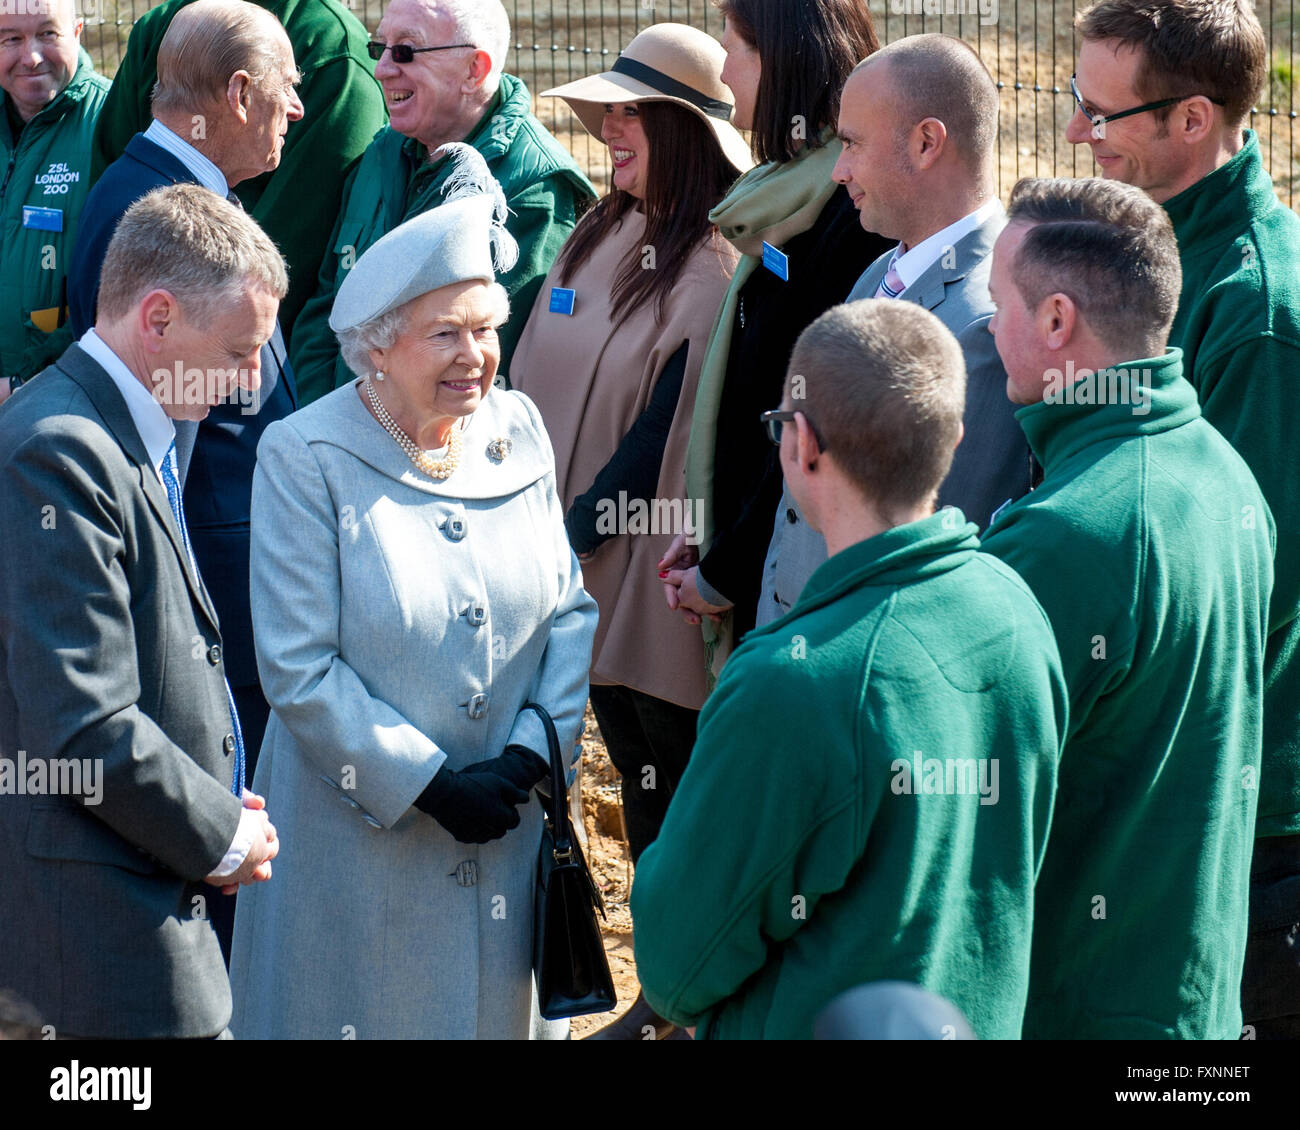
366,377,461,480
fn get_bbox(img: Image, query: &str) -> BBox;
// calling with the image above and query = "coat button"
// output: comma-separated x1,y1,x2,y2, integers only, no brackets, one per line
466,692,488,719
223,733,236,754
786,508,797,524
207,644,222,665
452,860,478,886
467,604,487,626
444,515,467,542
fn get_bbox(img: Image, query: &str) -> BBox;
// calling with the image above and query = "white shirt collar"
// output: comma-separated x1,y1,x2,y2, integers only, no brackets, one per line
78,329,176,480
144,118,229,198
891,198,1004,292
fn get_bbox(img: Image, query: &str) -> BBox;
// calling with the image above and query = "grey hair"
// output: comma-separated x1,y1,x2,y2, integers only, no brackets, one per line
336,282,511,379
439,0,510,96
97,183,288,323
152,0,286,115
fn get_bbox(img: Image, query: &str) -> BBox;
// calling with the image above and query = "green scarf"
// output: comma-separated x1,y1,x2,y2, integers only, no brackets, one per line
683,130,844,677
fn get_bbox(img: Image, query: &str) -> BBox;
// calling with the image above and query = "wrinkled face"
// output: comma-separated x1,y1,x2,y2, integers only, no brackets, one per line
238,35,303,179
987,222,1049,405
719,17,760,132
832,63,912,240
373,0,478,148
1064,38,1190,203
368,281,503,425
149,284,279,420
0,0,82,122
601,103,650,200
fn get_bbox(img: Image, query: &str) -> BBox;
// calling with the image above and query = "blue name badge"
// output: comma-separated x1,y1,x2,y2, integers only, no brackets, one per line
548,287,576,316
761,241,789,281
22,205,63,233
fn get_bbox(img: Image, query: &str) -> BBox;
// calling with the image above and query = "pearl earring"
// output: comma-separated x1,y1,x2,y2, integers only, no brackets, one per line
374,370,385,381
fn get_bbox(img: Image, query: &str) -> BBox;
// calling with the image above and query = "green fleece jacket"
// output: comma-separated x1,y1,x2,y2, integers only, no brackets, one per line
1163,131,1300,839
0,50,108,382
289,73,595,404
983,350,1274,1039
631,511,1067,1039
90,0,388,339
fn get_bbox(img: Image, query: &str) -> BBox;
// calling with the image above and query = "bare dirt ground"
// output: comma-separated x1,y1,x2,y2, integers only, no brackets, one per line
569,705,641,1039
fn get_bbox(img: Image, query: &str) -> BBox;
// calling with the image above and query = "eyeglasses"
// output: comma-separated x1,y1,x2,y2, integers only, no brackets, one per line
1069,73,1226,139
761,409,829,452
367,41,475,63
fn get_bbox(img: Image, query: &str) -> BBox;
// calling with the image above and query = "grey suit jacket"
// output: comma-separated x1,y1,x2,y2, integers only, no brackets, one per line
0,344,244,1038
757,212,1032,626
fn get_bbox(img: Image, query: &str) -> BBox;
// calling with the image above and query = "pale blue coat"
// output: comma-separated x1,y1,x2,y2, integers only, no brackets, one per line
228,381,597,1039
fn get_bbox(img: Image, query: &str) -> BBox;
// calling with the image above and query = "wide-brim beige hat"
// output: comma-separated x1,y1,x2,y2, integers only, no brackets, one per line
542,22,754,177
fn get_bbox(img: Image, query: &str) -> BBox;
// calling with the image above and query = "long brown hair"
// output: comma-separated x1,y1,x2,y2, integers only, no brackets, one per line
557,101,738,325
719,0,879,164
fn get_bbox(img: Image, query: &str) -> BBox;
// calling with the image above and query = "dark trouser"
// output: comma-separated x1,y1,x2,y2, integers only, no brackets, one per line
1242,832,1300,1038
587,684,698,864
207,683,272,967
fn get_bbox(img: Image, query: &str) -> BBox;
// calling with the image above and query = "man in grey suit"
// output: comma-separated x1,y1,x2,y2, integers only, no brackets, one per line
0,184,283,1039
757,34,1032,625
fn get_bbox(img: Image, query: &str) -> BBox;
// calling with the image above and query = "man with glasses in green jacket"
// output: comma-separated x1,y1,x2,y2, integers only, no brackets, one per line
288,0,595,404
0,0,108,402
1066,0,1300,1038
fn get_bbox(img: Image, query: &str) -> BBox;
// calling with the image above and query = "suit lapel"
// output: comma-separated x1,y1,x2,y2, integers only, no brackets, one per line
57,346,222,634
903,213,1006,314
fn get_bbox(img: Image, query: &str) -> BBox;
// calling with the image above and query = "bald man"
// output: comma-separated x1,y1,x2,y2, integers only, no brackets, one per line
0,0,109,401
757,34,1031,625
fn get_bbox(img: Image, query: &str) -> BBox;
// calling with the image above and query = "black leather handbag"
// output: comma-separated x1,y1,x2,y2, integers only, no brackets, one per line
522,701,617,1020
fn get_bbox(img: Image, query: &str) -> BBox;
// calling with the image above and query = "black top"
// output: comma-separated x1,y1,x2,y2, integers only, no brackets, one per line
565,341,691,554
698,186,892,636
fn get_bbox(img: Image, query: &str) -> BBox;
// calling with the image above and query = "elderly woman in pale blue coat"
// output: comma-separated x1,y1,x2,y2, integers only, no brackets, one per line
228,147,597,1040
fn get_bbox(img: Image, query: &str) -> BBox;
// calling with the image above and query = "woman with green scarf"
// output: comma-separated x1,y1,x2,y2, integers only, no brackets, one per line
660,0,891,667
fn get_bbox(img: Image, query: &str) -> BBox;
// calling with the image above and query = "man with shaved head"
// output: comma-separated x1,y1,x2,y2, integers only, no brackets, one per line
757,33,1030,624
68,0,305,962
0,0,109,402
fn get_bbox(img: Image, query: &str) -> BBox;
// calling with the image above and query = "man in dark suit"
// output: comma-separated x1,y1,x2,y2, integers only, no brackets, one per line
68,3,299,961
0,184,282,1038
753,33,1032,624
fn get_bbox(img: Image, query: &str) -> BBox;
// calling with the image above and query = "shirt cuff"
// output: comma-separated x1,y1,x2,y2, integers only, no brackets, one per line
695,569,731,609
207,806,258,879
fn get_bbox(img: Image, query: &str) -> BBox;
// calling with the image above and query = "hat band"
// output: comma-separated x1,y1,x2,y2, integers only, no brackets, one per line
610,56,734,122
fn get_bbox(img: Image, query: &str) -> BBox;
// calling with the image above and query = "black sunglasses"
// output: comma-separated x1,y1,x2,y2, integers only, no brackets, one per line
1069,73,1226,138
367,41,475,63
761,409,829,453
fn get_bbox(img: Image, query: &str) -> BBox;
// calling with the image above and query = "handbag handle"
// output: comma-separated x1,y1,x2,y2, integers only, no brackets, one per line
520,702,574,863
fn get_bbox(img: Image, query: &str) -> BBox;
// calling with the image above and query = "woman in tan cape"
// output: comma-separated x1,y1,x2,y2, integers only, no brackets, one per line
510,22,750,1041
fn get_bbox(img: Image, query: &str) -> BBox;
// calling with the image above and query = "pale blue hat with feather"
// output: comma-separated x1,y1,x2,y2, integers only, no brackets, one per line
329,143,520,333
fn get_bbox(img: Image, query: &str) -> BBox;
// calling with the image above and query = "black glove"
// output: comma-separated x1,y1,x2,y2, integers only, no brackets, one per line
414,764,528,844
473,745,550,792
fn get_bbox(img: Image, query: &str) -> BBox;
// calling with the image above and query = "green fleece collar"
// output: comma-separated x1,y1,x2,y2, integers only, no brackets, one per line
1013,349,1199,473
1162,131,1278,250
761,509,981,628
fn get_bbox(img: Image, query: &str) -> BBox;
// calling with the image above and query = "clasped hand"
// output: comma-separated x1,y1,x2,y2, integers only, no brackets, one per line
204,789,278,895
658,533,731,626
415,746,549,844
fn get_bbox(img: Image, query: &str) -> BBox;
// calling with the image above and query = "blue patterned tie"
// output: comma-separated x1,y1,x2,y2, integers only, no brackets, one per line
160,441,245,795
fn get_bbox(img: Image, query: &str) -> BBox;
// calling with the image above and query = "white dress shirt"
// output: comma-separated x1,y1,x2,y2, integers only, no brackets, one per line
144,118,229,197
79,328,256,877
889,198,1004,295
